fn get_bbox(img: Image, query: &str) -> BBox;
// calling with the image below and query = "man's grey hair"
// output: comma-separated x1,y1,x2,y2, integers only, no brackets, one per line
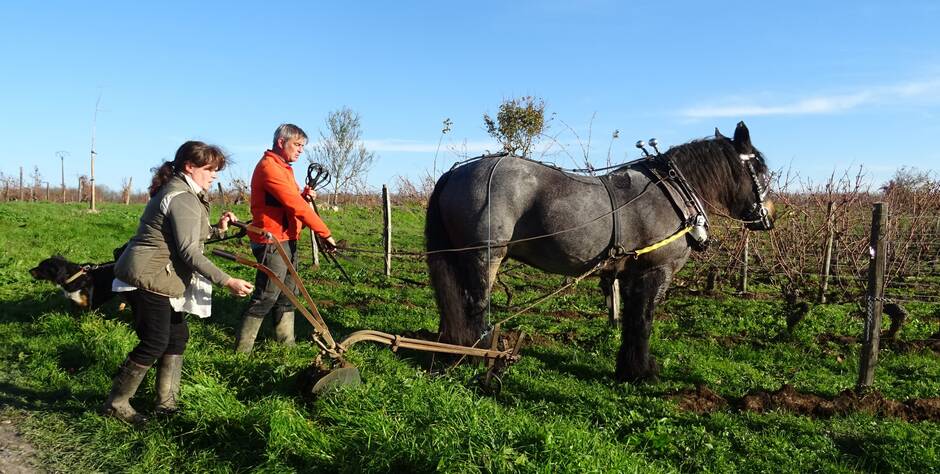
272,123,308,149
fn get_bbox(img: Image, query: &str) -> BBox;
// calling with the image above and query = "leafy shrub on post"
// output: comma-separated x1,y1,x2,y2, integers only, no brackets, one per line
483,96,546,157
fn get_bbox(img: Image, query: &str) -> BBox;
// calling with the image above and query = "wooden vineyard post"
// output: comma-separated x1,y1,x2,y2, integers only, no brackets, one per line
857,202,887,391
123,177,132,205
383,185,392,277
217,182,226,206
606,278,621,327
60,151,67,203
19,167,24,201
818,201,836,303
739,233,749,294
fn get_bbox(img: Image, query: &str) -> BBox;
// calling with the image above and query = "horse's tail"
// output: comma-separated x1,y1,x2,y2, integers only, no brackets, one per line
425,171,468,344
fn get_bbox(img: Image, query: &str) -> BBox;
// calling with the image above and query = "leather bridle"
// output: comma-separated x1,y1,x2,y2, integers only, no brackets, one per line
738,153,773,230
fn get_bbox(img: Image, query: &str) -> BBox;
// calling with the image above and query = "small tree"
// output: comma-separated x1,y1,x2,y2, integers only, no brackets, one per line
308,107,377,206
483,96,546,157
31,166,42,201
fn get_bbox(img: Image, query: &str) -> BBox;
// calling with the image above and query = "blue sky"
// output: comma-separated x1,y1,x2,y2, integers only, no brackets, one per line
2,1,939,194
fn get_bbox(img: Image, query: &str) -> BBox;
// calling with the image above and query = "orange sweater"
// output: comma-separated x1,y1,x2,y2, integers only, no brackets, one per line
249,150,331,243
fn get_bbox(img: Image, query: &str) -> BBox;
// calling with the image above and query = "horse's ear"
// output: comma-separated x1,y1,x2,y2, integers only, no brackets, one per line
714,127,726,140
732,121,752,153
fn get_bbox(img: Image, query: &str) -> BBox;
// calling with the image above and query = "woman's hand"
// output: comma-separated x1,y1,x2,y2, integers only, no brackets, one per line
225,278,254,297
218,211,239,232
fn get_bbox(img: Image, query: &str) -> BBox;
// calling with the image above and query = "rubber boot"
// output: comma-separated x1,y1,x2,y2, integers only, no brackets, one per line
273,311,295,346
100,358,151,424
154,354,183,415
235,315,264,354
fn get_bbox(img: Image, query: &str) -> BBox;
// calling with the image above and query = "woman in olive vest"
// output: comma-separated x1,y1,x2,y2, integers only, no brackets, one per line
103,141,254,424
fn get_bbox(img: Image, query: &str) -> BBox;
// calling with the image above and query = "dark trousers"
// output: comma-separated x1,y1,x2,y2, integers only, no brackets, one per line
127,289,189,367
242,240,299,319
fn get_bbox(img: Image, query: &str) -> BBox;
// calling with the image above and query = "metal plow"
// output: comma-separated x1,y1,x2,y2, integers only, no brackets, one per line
213,223,524,397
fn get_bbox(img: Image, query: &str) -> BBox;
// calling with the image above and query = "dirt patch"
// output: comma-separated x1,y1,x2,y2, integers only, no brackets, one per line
672,384,940,422
0,414,43,473
673,385,728,413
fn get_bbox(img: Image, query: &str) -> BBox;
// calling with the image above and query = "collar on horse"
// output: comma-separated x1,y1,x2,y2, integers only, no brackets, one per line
599,153,710,259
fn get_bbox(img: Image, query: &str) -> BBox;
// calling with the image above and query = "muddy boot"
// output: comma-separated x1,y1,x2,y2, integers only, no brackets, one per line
235,315,264,354
154,354,183,416
273,311,295,346
100,358,151,424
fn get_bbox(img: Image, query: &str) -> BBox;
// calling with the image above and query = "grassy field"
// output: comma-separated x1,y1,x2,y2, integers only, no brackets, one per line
1,201,939,473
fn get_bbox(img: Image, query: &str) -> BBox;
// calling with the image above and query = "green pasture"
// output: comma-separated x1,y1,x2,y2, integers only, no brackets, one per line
0,201,938,473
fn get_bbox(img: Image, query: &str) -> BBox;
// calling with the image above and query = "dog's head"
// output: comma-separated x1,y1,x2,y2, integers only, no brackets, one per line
29,255,79,283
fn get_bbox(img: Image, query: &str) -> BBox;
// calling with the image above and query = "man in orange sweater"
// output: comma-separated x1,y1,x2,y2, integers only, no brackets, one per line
235,123,337,354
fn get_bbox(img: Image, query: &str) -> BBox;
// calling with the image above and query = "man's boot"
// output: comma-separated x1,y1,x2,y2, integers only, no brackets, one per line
154,354,183,415
273,311,295,346
100,357,151,424
235,315,264,354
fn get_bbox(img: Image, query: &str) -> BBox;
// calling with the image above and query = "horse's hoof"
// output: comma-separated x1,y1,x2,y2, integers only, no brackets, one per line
615,362,660,385
615,372,660,385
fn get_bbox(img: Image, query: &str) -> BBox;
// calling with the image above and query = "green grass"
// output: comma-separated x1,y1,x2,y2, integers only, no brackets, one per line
1,201,939,472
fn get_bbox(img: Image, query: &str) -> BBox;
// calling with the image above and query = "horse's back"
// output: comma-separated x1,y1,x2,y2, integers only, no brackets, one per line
432,157,614,272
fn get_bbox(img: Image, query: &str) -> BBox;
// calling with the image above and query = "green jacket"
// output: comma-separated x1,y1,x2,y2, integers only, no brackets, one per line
115,174,231,297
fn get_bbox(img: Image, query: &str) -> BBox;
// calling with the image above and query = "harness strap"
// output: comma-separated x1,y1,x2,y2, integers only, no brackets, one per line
628,226,693,257
598,175,623,256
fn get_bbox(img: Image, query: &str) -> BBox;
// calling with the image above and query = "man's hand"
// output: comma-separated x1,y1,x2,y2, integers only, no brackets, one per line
218,211,239,232
301,185,317,202
321,236,338,254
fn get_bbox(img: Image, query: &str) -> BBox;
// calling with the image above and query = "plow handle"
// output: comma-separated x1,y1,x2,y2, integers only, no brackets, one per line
230,220,267,238
212,248,240,262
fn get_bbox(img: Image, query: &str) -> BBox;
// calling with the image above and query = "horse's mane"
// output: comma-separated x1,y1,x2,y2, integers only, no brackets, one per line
660,136,768,205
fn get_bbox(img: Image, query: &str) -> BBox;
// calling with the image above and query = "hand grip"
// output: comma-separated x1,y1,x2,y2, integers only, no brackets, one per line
212,249,237,261
230,221,248,230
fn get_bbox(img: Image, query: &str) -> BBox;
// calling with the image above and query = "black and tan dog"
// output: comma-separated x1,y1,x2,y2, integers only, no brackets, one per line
29,255,118,310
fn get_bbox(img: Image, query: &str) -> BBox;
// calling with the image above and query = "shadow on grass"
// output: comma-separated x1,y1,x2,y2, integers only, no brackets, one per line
0,291,130,325
0,381,97,416
522,345,613,384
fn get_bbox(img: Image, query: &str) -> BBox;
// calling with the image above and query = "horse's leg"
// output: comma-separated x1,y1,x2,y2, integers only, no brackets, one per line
437,248,506,347
615,268,671,383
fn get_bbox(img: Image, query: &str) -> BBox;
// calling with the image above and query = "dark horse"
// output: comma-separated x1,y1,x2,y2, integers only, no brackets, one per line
425,121,775,383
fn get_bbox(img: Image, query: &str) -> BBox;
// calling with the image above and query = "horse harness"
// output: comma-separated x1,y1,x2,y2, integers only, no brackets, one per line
598,154,710,260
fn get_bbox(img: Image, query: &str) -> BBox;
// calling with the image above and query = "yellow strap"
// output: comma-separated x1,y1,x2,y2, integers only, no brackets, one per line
633,226,693,256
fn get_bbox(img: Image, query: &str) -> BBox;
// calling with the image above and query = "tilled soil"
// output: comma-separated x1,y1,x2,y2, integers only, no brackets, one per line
673,384,940,422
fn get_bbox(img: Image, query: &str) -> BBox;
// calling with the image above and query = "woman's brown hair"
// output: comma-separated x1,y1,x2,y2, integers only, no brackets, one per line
148,141,227,196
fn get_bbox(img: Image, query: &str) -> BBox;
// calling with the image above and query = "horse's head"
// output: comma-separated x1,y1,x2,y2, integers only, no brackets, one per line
715,122,774,231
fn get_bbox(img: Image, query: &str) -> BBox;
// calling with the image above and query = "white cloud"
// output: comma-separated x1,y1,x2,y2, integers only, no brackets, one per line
680,78,940,119
363,139,497,154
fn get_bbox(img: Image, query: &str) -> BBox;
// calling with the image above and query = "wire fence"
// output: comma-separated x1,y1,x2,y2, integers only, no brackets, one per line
686,203,940,306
